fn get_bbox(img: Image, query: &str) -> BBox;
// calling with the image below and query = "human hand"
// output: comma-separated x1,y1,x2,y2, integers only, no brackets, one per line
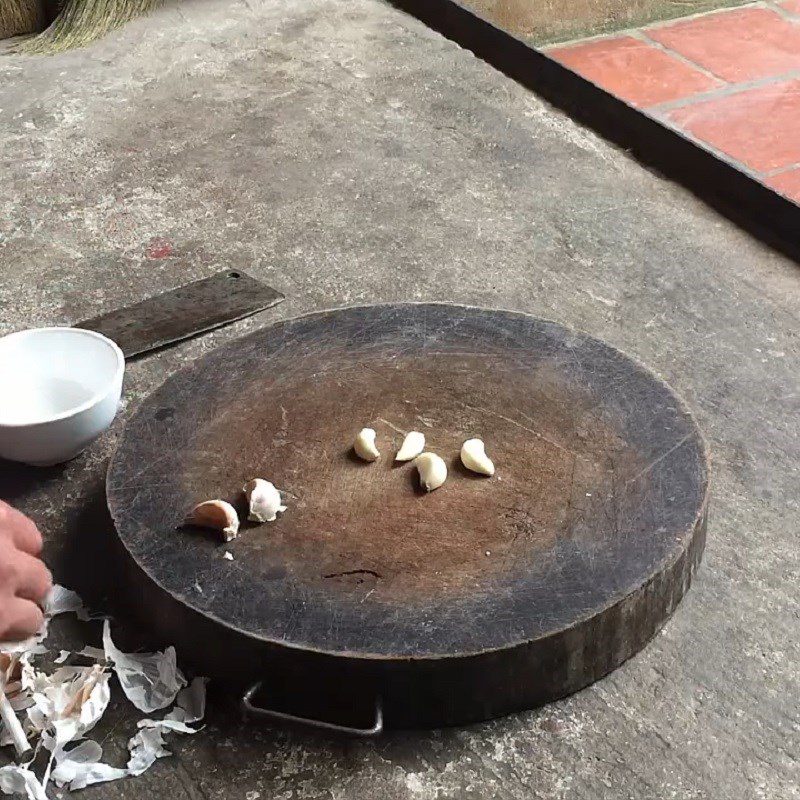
0,501,52,642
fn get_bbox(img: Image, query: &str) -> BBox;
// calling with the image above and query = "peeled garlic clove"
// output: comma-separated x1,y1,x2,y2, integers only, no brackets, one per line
353,427,380,461
414,452,447,492
460,438,495,476
185,500,240,542
243,478,286,523
395,431,425,462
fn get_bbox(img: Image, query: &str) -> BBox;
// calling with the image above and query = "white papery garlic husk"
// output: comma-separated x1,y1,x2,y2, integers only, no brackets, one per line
243,479,286,523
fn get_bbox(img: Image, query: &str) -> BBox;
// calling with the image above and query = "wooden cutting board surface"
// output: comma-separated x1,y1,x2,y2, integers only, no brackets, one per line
107,304,708,664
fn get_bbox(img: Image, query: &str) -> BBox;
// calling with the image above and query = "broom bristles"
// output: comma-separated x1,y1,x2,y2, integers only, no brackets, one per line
14,0,163,54
0,0,46,39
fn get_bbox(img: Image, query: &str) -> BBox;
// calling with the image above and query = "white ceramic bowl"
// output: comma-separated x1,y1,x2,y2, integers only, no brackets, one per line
0,327,125,466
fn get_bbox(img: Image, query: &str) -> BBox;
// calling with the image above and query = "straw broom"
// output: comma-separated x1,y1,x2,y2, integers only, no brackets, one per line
0,0,47,39
2,0,163,53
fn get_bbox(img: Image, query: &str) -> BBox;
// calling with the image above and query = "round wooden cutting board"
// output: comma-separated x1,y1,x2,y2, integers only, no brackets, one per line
107,304,709,730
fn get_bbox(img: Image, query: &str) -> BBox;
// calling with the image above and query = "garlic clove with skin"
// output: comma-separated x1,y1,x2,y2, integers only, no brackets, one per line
460,438,495,476
395,431,425,462
414,452,448,492
184,500,240,542
353,427,380,461
243,478,286,523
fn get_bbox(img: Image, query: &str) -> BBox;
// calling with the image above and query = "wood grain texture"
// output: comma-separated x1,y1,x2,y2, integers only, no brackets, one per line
107,304,709,727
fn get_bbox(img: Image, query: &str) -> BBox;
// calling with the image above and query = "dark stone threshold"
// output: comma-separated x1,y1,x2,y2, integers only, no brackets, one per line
390,0,800,264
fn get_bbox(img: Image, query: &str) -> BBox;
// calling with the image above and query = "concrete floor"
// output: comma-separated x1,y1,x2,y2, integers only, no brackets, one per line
461,0,750,45
1,0,798,798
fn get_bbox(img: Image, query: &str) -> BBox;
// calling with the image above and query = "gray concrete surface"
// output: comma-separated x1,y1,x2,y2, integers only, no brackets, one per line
0,0,798,797
460,0,751,46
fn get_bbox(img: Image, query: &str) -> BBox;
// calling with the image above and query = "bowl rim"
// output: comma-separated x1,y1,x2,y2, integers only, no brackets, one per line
0,327,125,429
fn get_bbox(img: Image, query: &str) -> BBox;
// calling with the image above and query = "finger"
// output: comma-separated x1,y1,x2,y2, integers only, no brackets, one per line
0,501,43,556
13,553,52,604
2,598,44,643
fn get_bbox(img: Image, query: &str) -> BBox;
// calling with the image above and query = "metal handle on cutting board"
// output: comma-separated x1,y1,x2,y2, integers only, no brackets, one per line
241,681,384,737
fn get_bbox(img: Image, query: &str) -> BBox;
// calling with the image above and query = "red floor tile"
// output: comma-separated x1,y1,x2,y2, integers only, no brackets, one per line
765,168,800,202
547,36,720,107
667,80,800,172
648,8,800,82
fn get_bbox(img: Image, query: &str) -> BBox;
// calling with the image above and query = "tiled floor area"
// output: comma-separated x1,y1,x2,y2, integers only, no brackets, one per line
546,2,800,205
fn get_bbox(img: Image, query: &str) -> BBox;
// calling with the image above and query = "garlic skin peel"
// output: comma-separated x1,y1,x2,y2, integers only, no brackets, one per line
184,500,240,541
395,431,425,462
243,478,286,523
414,452,447,492
353,427,380,461
460,438,495,476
